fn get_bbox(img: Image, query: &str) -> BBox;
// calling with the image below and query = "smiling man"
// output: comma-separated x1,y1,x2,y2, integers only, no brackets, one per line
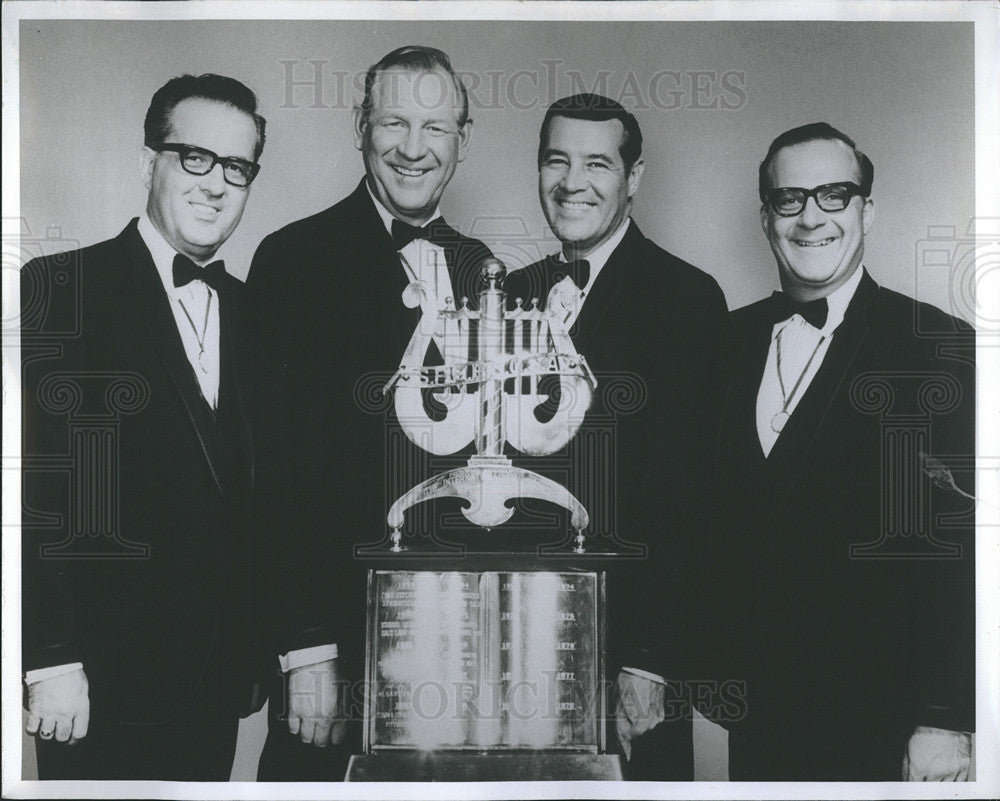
21,74,266,779
244,46,491,780
504,94,728,780
507,93,726,343
674,123,975,780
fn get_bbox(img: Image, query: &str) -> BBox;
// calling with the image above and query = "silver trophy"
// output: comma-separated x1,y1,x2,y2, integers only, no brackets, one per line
350,258,621,779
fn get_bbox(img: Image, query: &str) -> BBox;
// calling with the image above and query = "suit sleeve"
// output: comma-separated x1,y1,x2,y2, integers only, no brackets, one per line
244,234,342,658
620,270,730,680
910,330,976,732
21,255,84,672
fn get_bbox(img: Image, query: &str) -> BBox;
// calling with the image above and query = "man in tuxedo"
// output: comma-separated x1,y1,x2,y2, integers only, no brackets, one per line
21,74,267,779
503,94,728,779
245,45,491,779
619,123,976,780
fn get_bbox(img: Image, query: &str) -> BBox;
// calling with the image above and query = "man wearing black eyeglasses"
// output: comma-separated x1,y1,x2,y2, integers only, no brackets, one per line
672,123,974,780
21,73,270,779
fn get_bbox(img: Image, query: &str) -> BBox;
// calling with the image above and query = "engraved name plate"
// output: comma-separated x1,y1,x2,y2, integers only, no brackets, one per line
365,570,602,752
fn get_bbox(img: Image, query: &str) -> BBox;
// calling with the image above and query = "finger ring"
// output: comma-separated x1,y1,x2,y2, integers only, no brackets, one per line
39,729,54,739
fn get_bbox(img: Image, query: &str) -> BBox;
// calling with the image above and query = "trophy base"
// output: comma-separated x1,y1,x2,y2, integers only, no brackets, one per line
345,752,623,781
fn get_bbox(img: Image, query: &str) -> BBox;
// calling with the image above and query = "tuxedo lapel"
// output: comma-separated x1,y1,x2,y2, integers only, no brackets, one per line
347,181,423,340
117,220,225,494
350,180,402,277
218,288,254,501
764,271,877,491
571,222,637,344
717,307,773,494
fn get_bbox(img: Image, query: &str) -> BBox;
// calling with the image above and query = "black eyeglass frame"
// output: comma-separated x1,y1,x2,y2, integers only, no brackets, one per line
763,181,867,217
155,143,260,187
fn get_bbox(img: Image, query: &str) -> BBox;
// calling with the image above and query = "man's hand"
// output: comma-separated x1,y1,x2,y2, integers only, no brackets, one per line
902,725,973,781
25,668,89,744
286,659,346,747
614,670,665,761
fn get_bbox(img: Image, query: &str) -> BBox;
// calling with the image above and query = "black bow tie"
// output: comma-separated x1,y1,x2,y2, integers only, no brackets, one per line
771,292,829,329
391,218,452,251
172,254,227,292
548,255,591,290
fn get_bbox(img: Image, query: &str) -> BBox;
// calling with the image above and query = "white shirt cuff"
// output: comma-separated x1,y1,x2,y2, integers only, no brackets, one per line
25,662,84,685
278,644,338,672
621,666,667,684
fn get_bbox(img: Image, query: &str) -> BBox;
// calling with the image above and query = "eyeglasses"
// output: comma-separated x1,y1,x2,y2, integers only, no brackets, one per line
764,182,866,217
156,143,260,187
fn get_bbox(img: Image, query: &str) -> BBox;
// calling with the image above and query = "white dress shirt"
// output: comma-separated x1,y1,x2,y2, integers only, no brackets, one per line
755,266,864,456
547,217,632,327
138,214,221,409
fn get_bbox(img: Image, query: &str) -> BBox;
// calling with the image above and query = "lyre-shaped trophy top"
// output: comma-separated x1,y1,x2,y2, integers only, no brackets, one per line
384,252,594,544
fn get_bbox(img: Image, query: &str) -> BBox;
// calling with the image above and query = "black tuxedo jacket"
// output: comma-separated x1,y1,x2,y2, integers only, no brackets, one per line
700,270,975,780
21,219,258,726
504,221,729,672
244,179,493,672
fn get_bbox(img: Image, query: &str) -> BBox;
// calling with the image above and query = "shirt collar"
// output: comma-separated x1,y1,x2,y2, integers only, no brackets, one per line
559,217,631,275
137,214,224,292
365,179,442,236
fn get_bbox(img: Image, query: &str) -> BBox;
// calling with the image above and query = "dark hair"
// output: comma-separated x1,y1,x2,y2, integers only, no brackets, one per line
359,45,470,128
144,73,266,161
538,93,643,172
758,122,873,200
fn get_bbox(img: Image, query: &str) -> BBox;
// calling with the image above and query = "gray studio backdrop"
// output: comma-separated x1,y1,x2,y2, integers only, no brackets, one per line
18,18,974,780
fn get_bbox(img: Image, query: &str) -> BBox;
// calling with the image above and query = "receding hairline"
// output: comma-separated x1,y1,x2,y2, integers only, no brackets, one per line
364,66,467,121
163,96,260,146
167,94,257,118
766,137,865,187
